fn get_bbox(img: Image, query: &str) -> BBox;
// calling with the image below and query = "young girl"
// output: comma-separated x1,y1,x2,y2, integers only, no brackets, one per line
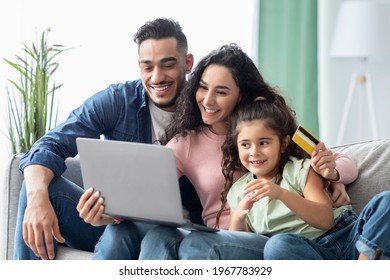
220,95,390,260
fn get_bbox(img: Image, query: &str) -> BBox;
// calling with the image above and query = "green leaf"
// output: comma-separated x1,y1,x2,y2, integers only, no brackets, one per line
3,28,72,154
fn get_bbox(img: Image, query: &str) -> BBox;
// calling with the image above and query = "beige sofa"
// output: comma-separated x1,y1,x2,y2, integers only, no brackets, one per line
1,139,390,260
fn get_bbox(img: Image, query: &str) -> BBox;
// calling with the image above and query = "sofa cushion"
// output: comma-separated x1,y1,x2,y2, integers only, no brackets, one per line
62,156,84,188
55,246,92,260
332,139,390,214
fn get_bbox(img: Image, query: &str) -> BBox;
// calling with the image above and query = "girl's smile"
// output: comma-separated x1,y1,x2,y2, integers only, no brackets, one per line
237,119,289,180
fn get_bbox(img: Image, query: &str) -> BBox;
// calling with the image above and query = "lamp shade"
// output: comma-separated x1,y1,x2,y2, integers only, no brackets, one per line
330,1,390,58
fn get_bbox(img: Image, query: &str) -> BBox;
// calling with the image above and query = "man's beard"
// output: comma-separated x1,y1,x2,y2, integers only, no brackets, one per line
151,95,178,109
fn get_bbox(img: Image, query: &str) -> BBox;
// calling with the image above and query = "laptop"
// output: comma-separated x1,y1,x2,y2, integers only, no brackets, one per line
76,138,218,232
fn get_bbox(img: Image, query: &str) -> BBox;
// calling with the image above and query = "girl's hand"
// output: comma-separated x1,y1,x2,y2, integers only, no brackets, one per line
76,187,120,226
235,195,254,220
229,195,254,231
243,179,283,201
311,142,339,181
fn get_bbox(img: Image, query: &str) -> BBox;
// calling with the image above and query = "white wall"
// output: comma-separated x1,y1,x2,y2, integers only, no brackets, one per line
0,0,258,179
319,0,390,146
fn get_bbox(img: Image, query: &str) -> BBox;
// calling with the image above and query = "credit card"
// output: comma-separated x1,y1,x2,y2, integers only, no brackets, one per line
292,125,320,155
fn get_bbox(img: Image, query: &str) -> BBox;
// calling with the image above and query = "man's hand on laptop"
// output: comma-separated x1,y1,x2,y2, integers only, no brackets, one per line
77,187,121,226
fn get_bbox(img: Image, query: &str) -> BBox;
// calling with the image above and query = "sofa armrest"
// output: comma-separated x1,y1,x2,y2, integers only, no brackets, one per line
0,154,24,260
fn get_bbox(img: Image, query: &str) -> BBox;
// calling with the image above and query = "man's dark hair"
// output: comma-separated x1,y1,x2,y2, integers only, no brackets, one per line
133,18,188,54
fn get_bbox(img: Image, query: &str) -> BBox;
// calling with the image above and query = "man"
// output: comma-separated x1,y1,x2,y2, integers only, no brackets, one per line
14,17,194,260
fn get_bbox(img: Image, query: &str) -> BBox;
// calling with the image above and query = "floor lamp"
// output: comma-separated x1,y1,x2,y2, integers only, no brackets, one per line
330,1,389,145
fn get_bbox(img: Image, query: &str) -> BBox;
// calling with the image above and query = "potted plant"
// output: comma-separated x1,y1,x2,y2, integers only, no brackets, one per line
4,28,70,154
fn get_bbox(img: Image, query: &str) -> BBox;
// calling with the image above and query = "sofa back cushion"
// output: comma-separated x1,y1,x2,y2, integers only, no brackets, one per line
332,139,390,214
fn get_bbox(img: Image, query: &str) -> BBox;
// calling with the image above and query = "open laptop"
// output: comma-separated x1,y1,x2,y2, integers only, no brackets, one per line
76,138,218,232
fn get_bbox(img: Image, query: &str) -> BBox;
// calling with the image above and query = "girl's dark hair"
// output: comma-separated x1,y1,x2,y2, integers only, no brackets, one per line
161,43,278,145
133,17,188,54
215,96,307,227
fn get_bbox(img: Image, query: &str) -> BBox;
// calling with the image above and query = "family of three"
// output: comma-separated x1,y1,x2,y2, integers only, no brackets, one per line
14,17,390,260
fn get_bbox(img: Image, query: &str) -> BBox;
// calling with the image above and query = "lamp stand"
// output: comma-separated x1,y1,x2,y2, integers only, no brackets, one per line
336,72,378,145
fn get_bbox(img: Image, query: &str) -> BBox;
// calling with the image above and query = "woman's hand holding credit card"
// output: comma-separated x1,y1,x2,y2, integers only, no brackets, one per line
292,125,319,155
293,125,340,182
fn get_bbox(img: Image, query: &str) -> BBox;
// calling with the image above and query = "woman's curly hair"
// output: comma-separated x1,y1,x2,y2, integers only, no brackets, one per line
160,43,276,145
160,43,302,228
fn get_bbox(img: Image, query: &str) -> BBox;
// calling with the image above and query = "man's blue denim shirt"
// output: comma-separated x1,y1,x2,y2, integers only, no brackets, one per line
19,79,152,177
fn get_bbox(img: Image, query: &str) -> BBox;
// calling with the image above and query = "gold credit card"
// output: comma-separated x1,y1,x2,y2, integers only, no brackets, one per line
292,125,320,155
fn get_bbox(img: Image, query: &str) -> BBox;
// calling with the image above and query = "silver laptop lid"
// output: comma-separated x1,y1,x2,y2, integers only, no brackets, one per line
76,138,185,224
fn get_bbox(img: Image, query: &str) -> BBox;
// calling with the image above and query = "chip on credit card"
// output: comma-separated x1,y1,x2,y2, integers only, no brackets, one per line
292,125,320,156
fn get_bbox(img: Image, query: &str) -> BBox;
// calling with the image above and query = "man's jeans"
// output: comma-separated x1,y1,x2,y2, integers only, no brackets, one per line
264,191,390,260
13,176,152,260
93,222,155,259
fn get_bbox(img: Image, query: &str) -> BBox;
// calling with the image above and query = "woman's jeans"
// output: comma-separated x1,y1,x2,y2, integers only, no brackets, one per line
139,226,268,260
13,176,153,260
264,191,390,260
139,191,390,260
